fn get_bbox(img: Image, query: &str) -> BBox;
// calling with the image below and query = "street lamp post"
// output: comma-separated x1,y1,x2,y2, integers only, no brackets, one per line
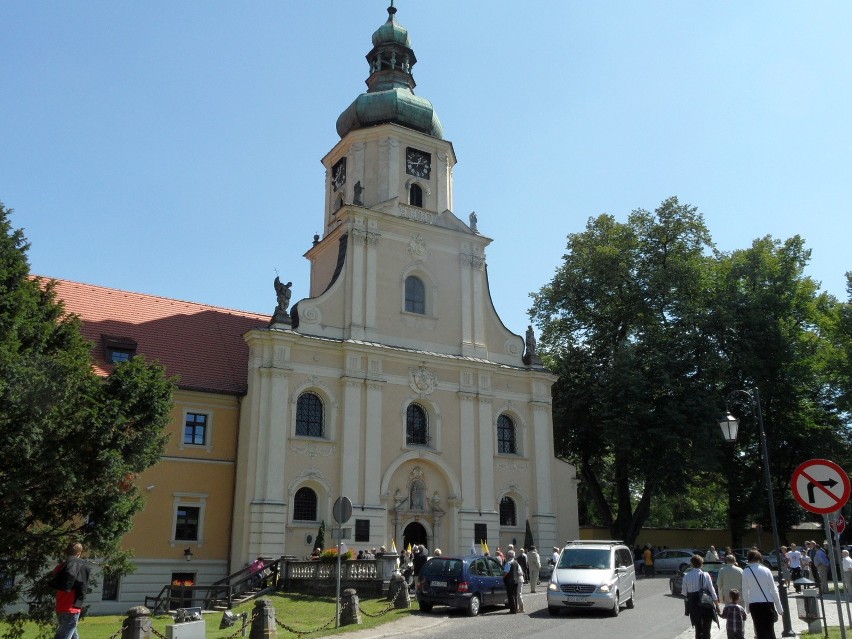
719,387,795,637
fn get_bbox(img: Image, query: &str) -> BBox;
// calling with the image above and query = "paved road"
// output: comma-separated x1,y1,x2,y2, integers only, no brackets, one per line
335,575,695,639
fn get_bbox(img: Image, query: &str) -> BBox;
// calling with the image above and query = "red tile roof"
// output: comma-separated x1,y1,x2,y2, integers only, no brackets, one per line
43,278,269,395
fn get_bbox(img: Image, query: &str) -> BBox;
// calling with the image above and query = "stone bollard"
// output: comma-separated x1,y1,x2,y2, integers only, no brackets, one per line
339,588,361,626
387,571,410,609
122,607,153,639
249,598,277,639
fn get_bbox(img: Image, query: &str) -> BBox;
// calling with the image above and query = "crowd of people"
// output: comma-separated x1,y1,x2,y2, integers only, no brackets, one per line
671,539,852,639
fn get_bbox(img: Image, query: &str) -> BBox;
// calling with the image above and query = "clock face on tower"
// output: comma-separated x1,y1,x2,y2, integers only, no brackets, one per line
406,148,431,179
331,158,346,192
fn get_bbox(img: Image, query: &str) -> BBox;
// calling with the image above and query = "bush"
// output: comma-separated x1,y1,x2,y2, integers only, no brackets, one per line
319,548,353,562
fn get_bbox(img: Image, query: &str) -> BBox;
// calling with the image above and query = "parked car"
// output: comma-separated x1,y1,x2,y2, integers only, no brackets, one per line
547,540,636,617
653,549,702,574
415,555,506,616
730,547,779,569
669,561,724,596
539,559,554,582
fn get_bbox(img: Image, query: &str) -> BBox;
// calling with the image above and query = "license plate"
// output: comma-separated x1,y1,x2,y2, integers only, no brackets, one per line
566,596,588,603
430,580,447,587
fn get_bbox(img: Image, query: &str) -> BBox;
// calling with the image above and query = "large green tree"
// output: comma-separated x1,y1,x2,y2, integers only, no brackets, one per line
530,197,723,545
713,236,851,546
0,202,175,627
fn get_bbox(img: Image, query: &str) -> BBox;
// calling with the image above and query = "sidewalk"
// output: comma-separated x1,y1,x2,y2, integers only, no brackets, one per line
676,590,852,639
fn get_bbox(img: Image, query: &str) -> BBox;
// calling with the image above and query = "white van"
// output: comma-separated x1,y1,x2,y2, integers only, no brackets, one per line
546,540,636,616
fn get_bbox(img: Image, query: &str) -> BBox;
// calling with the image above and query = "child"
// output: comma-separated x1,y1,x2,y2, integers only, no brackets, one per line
720,588,748,639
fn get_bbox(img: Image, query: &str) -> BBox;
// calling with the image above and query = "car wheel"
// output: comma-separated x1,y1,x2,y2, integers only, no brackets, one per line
418,601,433,613
548,606,559,616
626,586,635,609
610,592,620,617
466,594,481,617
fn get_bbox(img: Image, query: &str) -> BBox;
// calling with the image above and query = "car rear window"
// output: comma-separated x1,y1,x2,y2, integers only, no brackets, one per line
558,548,611,570
422,558,463,577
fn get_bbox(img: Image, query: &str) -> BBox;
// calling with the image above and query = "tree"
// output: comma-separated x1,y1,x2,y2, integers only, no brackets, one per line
530,197,724,545
712,236,851,545
524,520,535,550
0,202,174,627
315,520,326,552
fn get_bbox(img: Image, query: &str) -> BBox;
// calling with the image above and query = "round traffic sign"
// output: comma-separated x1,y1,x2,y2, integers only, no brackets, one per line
333,496,352,524
830,514,846,535
791,459,851,514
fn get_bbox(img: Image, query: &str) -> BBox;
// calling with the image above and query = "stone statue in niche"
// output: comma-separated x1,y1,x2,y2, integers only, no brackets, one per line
469,211,478,233
353,181,364,206
271,276,293,325
409,480,425,511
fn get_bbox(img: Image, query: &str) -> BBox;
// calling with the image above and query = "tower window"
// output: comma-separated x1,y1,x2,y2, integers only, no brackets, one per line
406,403,429,446
293,487,318,521
499,496,517,527
409,183,423,207
405,276,425,314
296,392,324,437
497,414,517,454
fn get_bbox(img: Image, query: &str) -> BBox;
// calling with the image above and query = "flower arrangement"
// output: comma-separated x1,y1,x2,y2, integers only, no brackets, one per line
320,548,353,562
171,579,194,587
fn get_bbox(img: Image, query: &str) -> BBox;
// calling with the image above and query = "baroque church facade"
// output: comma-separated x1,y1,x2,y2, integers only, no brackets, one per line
38,6,578,613
230,5,578,566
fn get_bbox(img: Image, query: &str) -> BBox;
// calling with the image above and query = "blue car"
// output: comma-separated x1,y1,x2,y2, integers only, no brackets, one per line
416,555,508,616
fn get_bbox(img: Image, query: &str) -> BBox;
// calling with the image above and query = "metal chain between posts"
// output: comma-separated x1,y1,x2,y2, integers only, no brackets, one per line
274,611,337,636
272,588,405,636
356,587,406,618
224,608,261,639
149,625,170,639
105,624,129,639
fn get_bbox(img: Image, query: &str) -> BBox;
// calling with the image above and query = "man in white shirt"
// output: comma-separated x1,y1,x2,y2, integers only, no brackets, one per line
787,543,803,592
551,546,560,566
527,546,542,592
842,549,852,600
742,549,783,639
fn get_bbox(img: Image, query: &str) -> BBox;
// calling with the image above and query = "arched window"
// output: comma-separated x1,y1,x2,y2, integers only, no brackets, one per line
499,496,517,527
497,414,517,454
296,392,324,437
405,276,425,314
406,403,429,446
293,487,318,521
409,183,423,207
409,480,425,511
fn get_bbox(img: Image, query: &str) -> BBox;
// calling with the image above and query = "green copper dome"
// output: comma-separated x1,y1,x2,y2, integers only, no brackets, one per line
371,6,410,47
336,5,443,140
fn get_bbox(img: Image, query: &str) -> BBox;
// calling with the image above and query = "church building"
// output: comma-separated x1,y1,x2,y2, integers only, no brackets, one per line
230,3,577,567
46,5,578,613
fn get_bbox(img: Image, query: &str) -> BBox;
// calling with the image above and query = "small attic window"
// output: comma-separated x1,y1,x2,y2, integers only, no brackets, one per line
102,335,137,364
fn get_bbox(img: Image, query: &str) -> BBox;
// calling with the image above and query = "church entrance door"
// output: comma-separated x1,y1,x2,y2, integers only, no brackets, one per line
403,522,427,550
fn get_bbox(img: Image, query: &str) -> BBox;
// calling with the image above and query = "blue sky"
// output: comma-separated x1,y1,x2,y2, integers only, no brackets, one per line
2,1,849,336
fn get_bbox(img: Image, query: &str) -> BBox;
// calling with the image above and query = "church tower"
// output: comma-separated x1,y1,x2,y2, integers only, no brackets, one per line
231,5,578,567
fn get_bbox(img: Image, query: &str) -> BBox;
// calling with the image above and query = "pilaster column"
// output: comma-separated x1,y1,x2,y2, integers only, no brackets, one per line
341,376,364,503
477,396,495,509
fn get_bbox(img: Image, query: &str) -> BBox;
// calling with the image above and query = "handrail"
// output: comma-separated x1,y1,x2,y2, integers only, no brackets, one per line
144,558,283,612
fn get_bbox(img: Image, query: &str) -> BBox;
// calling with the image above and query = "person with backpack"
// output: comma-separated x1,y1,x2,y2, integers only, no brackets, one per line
49,542,91,639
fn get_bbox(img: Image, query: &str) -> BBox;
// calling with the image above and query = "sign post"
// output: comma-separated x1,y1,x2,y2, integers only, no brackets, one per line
332,496,352,629
791,459,851,638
